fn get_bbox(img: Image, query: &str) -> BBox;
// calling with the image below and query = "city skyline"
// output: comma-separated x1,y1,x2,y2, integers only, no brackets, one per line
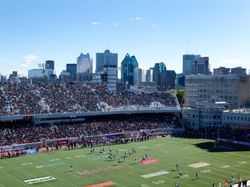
0,0,250,76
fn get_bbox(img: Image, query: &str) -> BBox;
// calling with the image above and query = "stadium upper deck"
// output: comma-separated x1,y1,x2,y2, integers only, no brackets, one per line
0,82,180,118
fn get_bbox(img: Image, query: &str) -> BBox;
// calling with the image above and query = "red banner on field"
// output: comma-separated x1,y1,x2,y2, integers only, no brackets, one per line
84,181,115,187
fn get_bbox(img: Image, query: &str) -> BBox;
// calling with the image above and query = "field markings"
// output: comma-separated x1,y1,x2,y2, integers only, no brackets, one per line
238,161,247,165
49,158,61,162
24,176,56,185
118,149,127,152
153,144,163,147
88,138,212,187
88,155,106,161
75,155,86,158
180,174,190,178
138,146,147,149
35,165,44,169
148,139,229,186
152,180,165,185
200,169,211,173
221,165,230,169
4,159,55,187
141,171,169,178
70,159,124,187
76,165,123,176
149,138,250,186
189,162,210,168
21,162,33,166
18,156,76,187
154,138,249,182
2,137,250,187
0,165,31,187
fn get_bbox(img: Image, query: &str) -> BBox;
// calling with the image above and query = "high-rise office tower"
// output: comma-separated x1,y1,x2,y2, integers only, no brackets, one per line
166,70,176,89
77,53,93,81
183,54,210,75
121,53,139,86
153,62,167,91
94,50,118,92
96,50,118,73
45,60,55,70
146,67,154,83
192,56,210,75
66,64,77,80
183,55,199,75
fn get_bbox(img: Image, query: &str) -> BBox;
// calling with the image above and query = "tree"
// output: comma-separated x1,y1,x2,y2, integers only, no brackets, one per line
176,90,185,107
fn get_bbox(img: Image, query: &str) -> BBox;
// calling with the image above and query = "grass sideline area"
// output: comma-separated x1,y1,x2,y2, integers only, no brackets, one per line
0,137,250,187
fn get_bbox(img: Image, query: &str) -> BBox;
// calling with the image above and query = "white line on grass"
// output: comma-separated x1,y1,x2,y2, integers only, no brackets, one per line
6,159,54,187
26,156,76,187
0,167,29,187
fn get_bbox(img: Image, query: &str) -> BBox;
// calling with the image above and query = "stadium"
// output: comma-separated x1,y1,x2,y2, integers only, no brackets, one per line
0,82,250,187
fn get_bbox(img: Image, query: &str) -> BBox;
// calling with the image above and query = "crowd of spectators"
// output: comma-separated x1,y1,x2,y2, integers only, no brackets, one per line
0,114,182,146
0,82,177,115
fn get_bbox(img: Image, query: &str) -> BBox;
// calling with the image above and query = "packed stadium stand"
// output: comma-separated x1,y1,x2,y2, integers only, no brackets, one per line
0,83,177,115
0,114,183,146
0,82,183,149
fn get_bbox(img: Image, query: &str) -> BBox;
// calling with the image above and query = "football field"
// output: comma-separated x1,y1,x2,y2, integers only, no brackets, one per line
0,137,250,187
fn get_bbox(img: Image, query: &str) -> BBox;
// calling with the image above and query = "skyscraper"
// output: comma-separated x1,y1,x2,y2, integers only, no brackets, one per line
146,67,154,83
192,56,210,75
121,53,139,86
153,62,167,91
134,68,143,86
77,53,93,81
166,70,176,89
96,50,118,73
183,54,210,75
45,60,55,70
94,50,118,92
66,64,77,80
183,55,199,75
45,60,55,79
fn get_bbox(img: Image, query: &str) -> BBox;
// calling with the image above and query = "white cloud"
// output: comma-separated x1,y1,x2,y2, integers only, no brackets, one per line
91,21,100,26
112,22,119,26
220,58,244,67
129,16,143,21
19,54,39,75
21,54,38,67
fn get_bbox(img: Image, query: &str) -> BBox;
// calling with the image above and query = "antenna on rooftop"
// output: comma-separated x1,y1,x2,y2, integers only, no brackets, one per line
38,63,45,70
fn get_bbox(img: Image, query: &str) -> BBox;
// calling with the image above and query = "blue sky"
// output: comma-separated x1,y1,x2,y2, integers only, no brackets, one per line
0,0,250,76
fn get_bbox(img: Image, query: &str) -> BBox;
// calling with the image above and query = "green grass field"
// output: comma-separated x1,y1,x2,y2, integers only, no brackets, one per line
0,137,250,187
